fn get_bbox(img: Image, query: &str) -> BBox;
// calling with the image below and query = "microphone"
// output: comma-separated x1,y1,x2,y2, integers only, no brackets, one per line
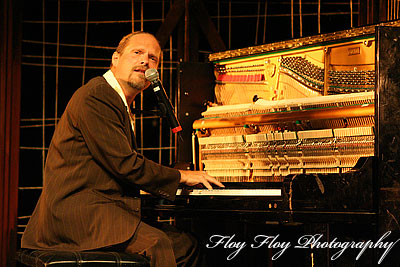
145,68,182,134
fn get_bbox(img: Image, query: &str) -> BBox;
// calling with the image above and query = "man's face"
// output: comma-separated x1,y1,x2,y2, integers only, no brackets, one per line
112,33,161,92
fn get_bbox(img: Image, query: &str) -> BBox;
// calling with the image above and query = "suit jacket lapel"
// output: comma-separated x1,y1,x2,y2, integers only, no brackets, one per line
127,106,138,151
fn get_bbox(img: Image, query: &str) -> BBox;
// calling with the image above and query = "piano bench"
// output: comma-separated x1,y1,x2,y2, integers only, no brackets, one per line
16,249,150,267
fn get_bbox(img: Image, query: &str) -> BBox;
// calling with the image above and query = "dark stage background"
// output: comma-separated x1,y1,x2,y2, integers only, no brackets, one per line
3,0,399,266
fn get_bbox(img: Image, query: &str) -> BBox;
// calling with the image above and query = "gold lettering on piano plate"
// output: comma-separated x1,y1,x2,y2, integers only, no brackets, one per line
348,47,361,56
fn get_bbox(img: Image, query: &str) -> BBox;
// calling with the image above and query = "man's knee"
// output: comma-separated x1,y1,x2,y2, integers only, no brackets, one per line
153,229,174,250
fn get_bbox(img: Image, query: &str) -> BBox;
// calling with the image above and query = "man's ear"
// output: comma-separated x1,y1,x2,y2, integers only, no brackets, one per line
112,52,119,67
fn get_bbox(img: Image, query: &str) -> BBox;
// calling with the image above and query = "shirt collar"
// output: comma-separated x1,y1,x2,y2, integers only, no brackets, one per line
103,70,135,132
103,70,129,108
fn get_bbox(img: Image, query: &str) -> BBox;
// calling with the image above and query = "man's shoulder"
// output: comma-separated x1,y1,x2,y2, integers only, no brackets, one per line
66,76,123,114
84,76,110,93
75,76,119,101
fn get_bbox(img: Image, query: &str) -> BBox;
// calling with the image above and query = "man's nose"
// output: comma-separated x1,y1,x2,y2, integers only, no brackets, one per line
140,53,149,66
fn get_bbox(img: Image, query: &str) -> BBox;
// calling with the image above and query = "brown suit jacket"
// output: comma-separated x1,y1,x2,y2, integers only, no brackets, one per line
21,76,181,251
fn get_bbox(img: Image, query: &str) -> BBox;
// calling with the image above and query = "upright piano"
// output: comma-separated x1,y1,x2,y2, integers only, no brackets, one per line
144,21,400,266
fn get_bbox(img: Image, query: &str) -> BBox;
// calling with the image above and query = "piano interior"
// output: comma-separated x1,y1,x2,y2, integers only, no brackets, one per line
195,92,375,182
194,30,378,184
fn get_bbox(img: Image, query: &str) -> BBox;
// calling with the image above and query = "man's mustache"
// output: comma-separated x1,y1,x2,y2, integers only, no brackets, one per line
132,66,148,72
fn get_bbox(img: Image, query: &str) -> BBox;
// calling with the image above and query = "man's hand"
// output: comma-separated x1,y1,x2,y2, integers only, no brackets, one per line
179,170,225,190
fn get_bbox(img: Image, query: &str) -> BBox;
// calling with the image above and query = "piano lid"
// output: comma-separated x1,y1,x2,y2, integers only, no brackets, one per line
209,20,400,62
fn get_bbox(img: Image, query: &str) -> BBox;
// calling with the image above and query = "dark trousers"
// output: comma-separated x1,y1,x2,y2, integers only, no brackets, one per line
115,221,200,267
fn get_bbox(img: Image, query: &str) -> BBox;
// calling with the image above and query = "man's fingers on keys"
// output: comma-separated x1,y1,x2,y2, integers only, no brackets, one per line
212,178,225,188
202,178,213,190
204,173,224,188
207,177,224,188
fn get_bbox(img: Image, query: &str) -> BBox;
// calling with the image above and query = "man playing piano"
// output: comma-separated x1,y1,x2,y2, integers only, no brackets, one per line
21,31,223,267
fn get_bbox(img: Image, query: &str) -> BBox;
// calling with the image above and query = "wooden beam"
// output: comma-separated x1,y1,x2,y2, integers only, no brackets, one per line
184,0,190,61
156,0,185,49
189,13,199,62
190,0,226,52
177,15,185,61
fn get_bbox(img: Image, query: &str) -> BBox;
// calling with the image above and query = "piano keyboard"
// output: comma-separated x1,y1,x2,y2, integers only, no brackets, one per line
176,188,281,196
